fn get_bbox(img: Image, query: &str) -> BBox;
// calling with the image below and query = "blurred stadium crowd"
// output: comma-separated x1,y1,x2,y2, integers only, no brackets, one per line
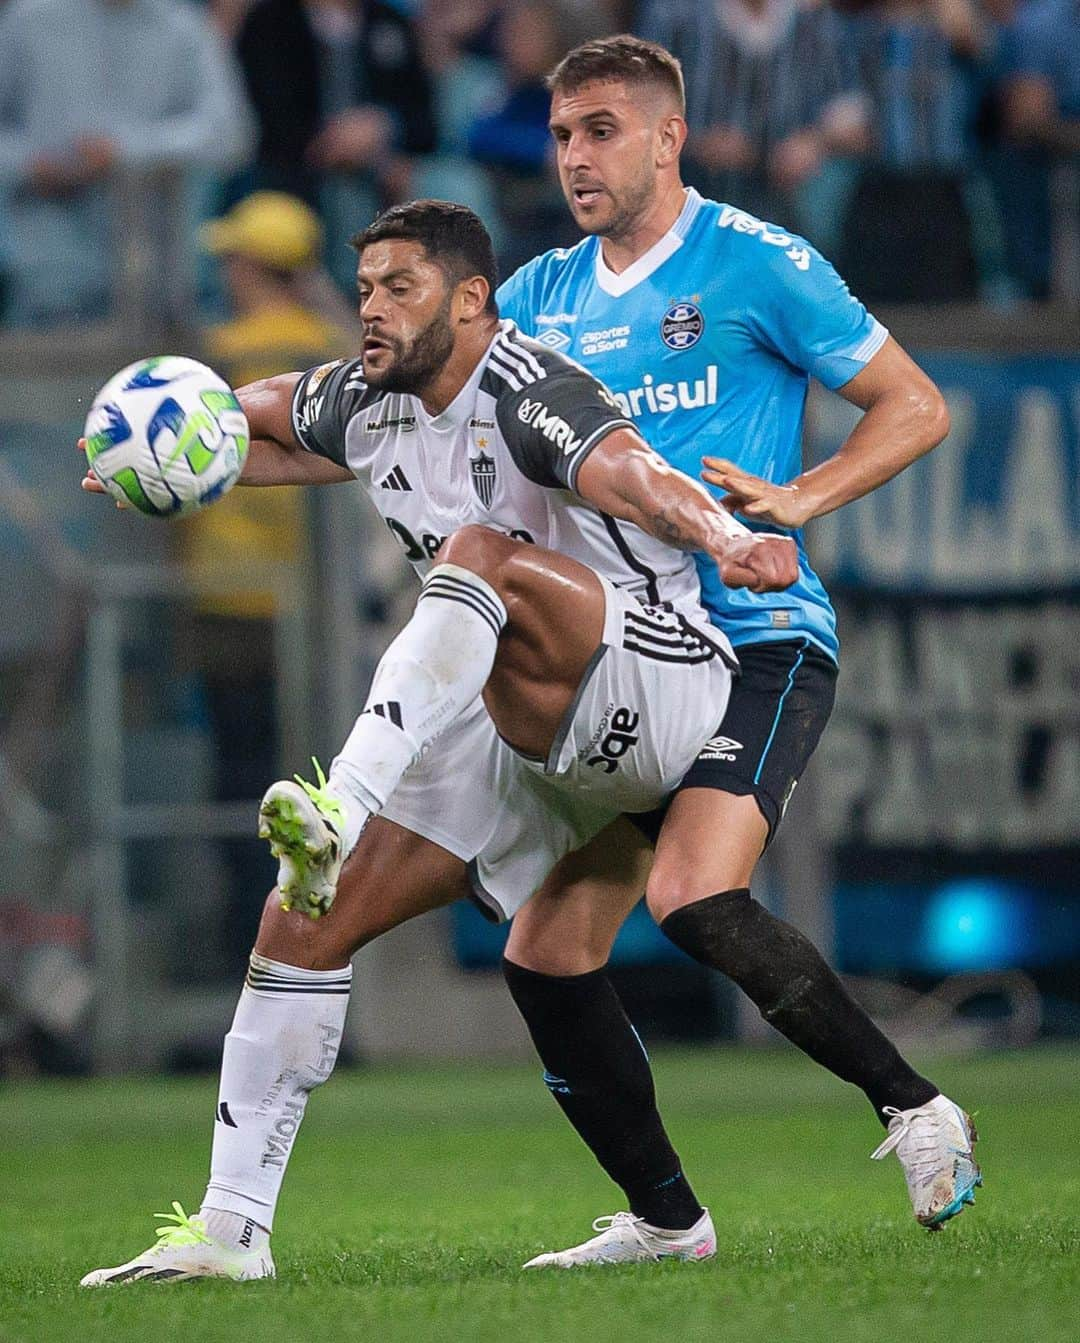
0,0,1077,335
0,0,1076,1077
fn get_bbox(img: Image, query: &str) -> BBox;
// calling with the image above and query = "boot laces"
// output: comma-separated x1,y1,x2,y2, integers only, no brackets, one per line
294,756,344,834
591,1211,649,1243
153,1201,212,1248
870,1104,964,1183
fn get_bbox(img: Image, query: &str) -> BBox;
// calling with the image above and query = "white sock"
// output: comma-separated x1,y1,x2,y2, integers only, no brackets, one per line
328,563,506,833
201,952,351,1231
198,1207,271,1255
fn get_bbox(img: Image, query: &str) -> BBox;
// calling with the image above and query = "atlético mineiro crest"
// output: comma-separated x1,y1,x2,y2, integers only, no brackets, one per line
470,451,496,508
660,301,704,351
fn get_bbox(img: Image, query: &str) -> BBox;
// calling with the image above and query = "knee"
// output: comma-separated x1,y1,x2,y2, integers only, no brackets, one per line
645,865,716,925
436,525,517,582
505,923,611,978
655,886,753,969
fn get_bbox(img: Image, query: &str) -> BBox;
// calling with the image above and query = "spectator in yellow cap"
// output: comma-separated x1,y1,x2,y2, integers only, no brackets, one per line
199,190,357,386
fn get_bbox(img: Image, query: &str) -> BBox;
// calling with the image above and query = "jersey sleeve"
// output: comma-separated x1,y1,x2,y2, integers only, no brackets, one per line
289,357,366,468
746,237,888,390
495,260,539,334
494,356,635,493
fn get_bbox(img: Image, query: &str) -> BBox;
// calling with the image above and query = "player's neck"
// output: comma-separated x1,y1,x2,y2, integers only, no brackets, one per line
415,317,499,417
599,182,688,275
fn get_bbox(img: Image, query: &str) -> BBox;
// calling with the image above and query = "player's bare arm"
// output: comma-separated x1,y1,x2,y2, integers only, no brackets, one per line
576,427,799,593
702,336,949,527
236,373,355,486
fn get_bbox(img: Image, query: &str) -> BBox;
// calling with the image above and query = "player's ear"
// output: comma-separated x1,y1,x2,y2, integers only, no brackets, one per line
455,274,491,323
656,113,687,168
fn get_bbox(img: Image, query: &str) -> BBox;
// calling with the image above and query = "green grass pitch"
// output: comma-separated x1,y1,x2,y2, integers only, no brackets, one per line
1,1044,1076,1343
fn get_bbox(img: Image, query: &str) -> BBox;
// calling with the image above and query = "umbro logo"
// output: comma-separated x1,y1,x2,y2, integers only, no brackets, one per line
378,465,412,492
536,328,571,351
698,735,743,761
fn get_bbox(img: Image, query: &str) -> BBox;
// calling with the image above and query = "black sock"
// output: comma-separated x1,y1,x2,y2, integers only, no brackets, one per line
502,957,704,1230
661,890,939,1124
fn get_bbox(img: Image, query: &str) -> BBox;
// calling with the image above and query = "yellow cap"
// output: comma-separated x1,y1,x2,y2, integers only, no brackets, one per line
200,192,323,271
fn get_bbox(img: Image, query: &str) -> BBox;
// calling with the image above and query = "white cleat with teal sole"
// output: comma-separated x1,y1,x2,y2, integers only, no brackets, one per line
258,759,345,919
523,1209,716,1268
80,1204,274,1286
871,1094,982,1229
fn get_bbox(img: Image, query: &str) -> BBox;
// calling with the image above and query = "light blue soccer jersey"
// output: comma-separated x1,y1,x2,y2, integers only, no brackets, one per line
497,188,889,659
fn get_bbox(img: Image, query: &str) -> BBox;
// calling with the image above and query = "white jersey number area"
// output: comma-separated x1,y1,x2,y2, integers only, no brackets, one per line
290,321,712,623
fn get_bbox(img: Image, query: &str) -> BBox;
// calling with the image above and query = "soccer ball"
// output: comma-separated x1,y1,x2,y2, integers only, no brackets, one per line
83,356,249,517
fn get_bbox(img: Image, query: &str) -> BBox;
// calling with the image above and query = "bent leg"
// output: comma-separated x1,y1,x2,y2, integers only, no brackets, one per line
505,820,705,1231
327,528,608,838
437,525,607,757
206,819,469,1232
648,789,937,1122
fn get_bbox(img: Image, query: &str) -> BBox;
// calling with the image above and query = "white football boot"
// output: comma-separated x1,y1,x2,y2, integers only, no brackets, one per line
871,1094,982,1229
258,759,346,919
523,1209,716,1268
80,1204,274,1286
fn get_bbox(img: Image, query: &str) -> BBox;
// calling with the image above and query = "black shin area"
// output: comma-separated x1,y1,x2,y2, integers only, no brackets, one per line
502,957,704,1229
660,890,939,1123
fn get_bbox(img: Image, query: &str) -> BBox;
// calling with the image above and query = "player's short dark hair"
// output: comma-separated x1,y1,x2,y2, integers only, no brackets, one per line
546,34,685,115
350,200,499,314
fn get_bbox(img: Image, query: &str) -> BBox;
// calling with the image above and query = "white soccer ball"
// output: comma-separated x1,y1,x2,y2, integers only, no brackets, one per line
83,356,249,517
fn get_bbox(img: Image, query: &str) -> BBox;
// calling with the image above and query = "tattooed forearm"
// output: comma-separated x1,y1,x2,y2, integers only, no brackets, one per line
646,502,703,551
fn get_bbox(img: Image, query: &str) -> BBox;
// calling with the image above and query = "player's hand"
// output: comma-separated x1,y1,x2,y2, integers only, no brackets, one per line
77,437,128,507
702,457,812,528
716,532,798,593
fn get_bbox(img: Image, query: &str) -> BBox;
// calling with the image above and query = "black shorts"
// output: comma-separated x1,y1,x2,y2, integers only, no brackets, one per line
629,637,837,847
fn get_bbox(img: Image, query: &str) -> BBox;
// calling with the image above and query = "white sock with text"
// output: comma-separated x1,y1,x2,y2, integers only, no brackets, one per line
201,953,351,1231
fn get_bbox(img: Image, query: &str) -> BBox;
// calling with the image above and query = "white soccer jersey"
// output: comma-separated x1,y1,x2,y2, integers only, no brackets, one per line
290,321,722,631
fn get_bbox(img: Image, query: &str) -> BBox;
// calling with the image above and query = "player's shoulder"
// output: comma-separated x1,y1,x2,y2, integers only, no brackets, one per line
482,322,600,401
293,355,384,430
702,199,823,282
498,237,596,305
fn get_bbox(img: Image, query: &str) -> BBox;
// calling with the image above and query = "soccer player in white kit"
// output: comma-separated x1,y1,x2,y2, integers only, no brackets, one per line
79,199,796,1285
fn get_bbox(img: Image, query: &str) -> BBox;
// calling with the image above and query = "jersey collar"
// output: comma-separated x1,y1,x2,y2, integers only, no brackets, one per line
413,334,494,434
593,188,703,298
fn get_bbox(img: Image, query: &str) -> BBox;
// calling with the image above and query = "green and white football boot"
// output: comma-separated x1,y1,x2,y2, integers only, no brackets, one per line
258,758,346,919
80,1203,274,1286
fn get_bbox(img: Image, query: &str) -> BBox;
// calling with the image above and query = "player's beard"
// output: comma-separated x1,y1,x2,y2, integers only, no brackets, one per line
572,166,657,243
363,294,456,394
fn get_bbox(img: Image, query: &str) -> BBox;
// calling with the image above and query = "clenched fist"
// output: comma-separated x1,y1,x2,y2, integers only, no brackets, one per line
715,532,798,593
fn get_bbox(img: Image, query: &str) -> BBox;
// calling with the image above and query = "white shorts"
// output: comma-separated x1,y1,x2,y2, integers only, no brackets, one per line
380,577,735,921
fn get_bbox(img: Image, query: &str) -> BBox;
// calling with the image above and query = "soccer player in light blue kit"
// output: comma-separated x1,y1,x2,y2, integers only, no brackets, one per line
495,35,982,1265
